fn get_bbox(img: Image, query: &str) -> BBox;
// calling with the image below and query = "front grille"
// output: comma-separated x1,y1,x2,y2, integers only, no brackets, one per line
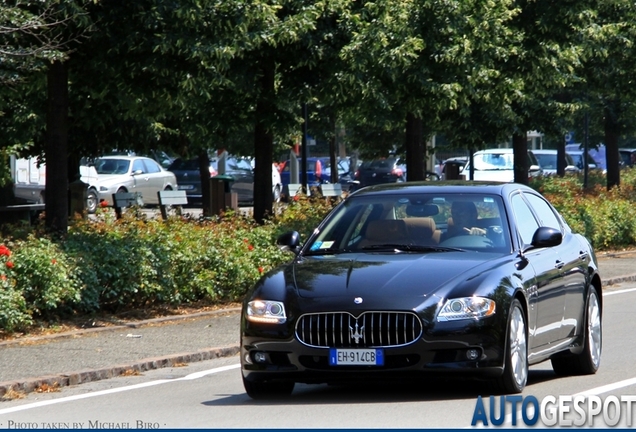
295,311,423,348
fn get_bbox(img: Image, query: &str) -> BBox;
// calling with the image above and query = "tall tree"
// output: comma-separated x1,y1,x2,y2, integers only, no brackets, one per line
579,0,636,189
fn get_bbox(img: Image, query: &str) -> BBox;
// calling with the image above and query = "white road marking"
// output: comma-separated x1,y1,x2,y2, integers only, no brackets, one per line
0,363,240,415
604,287,636,296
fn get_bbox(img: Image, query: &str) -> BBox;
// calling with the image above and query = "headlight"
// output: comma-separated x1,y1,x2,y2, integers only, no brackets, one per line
437,297,496,322
246,300,286,324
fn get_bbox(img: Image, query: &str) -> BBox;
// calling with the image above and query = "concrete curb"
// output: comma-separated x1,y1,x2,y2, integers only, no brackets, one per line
602,274,636,287
0,345,239,398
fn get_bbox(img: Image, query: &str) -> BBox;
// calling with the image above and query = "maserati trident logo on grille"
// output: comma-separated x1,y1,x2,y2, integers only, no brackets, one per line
354,297,363,304
349,321,365,344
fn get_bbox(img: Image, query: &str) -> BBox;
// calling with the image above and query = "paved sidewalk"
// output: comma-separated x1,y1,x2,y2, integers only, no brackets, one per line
1,251,635,398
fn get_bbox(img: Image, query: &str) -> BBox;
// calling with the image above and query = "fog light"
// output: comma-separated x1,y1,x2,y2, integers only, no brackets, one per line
466,349,480,360
244,353,253,365
253,352,268,363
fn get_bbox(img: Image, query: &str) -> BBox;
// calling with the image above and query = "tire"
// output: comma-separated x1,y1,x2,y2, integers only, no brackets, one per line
493,299,528,394
86,188,98,214
273,185,281,203
242,376,294,400
551,288,601,376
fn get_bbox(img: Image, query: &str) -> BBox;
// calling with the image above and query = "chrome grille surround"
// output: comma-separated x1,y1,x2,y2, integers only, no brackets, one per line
295,311,423,348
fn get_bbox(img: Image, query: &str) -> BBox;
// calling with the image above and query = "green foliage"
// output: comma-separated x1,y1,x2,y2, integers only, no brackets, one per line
6,175,636,334
530,169,636,249
9,237,83,319
0,198,337,333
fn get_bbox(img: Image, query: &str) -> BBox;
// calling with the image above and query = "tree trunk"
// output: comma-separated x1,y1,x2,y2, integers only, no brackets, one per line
45,60,69,234
253,58,275,224
512,132,528,185
405,113,425,181
604,103,621,189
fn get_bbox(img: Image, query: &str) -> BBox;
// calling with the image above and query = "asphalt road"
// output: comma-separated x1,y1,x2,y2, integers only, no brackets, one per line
1,285,636,428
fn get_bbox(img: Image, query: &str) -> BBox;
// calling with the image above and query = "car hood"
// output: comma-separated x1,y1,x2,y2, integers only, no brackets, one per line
95,174,130,187
290,252,503,303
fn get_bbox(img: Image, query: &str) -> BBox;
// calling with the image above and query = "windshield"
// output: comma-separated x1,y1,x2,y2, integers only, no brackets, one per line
473,153,514,171
304,193,511,254
95,158,130,175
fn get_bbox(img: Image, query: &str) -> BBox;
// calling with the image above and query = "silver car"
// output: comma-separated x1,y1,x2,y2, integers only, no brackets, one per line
93,156,178,206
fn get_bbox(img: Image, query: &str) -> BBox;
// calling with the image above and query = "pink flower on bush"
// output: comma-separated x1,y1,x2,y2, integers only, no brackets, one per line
99,200,108,208
51,259,57,265
1,274,5,281
248,244,254,251
258,267,264,273
0,245,11,257
6,261,14,269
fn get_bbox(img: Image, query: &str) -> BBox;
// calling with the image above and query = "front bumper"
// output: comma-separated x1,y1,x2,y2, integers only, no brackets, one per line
241,323,506,384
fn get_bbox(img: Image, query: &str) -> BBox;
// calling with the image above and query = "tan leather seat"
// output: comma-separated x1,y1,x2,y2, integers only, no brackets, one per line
403,217,442,245
359,219,409,248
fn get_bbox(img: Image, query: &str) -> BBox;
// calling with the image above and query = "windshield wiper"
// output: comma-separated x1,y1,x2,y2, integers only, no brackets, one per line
361,244,465,252
303,248,355,256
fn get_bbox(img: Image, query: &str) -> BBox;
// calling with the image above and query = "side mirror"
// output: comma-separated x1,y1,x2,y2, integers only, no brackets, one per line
277,231,301,254
529,164,541,173
531,227,562,248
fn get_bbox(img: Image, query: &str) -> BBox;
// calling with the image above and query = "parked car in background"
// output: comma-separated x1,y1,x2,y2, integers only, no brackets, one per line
169,155,281,205
93,156,177,207
619,148,636,168
271,164,282,202
279,157,329,188
169,155,255,204
354,157,440,188
461,148,542,182
241,182,602,398
440,156,468,180
531,149,579,176
566,150,599,172
106,150,176,169
354,157,405,187
566,144,606,171
168,157,217,204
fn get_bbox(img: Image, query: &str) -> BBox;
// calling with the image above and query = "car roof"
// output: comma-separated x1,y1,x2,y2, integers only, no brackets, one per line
474,148,514,154
350,180,531,196
97,155,148,161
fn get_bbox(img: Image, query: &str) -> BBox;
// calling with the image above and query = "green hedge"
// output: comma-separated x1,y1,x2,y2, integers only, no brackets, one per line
2,172,636,334
0,195,332,333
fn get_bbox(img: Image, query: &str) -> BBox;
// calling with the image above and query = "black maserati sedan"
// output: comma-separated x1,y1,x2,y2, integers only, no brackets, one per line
240,182,602,399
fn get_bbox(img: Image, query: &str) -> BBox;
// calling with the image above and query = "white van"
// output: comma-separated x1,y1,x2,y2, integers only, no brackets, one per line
461,148,543,182
11,155,99,210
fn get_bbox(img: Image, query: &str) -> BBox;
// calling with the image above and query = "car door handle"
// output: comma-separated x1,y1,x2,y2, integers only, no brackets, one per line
555,260,564,270
579,251,588,261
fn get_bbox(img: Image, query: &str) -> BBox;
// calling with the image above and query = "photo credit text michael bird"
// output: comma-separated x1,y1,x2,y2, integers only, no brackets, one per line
471,394,636,427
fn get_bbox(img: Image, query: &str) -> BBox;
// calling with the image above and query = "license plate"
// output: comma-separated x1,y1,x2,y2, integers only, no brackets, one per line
329,348,384,366
178,185,194,190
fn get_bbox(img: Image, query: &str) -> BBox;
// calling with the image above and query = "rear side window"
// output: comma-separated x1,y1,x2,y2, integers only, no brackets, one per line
511,194,539,245
523,193,561,231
